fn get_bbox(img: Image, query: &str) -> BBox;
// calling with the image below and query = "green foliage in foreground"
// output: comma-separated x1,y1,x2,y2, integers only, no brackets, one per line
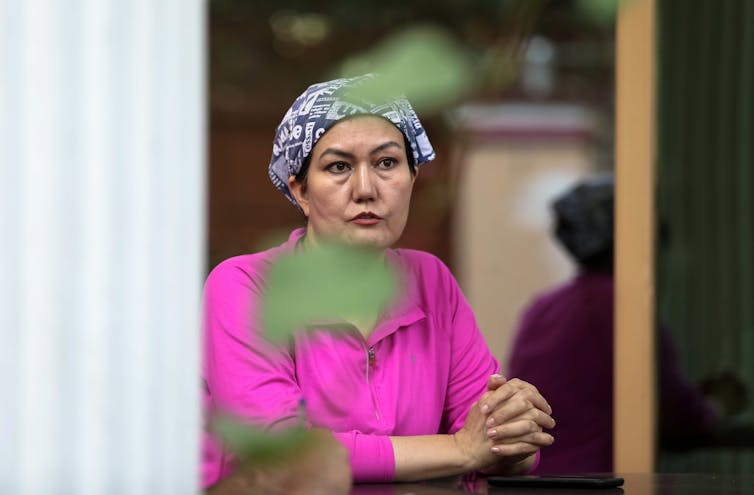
260,241,398,342
335,25,478,114
212,415,311,462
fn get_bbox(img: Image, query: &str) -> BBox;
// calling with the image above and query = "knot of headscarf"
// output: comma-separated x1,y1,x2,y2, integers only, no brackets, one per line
268,74,436,209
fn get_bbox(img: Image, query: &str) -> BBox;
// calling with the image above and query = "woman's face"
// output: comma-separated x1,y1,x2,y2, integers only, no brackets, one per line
288,116,417,251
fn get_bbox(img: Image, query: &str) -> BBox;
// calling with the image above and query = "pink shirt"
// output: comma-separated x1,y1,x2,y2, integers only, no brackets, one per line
201,228,500,486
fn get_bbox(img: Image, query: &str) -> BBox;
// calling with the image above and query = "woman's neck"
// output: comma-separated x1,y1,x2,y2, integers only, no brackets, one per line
300,231,387,262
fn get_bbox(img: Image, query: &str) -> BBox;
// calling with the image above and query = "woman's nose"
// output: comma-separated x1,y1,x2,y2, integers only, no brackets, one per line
352,165,376,201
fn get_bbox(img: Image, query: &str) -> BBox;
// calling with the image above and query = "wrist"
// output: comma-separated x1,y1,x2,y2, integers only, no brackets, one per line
450,431,482,472
483,451,537,476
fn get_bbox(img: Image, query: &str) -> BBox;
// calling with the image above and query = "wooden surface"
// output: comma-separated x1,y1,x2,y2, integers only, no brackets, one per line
350,473,754,494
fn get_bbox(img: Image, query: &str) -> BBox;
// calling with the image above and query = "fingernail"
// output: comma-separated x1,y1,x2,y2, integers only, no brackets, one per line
491,447,500,454
486,417,496,427
487,429,497,439
481,404,489,414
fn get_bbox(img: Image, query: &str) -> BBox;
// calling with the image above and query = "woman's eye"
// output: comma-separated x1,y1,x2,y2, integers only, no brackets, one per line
377,158,397,170
326,162,350,174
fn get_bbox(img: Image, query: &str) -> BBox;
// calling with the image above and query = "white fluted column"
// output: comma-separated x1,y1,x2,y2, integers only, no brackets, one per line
0,1,205,493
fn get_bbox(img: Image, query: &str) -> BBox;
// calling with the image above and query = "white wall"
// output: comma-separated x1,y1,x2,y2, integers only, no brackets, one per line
0,1,205,493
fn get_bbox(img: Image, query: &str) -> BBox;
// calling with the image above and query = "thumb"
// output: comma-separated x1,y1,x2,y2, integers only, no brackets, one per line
487,373,507,390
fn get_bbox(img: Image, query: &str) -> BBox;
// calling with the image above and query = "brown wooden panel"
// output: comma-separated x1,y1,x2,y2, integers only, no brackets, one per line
614,0,656,473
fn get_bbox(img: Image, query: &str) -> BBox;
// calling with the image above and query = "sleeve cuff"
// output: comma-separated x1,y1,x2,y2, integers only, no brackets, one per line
332,431,395,482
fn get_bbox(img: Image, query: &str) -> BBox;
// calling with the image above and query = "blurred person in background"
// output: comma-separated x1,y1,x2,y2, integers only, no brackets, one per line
202,74,555,490
507,174,743,474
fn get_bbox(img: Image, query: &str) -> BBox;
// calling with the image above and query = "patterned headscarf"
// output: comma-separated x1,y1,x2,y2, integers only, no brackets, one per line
268,74,436,209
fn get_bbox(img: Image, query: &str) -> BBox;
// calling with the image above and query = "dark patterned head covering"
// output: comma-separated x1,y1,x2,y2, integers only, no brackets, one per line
551,174,614,264
268,74,436,209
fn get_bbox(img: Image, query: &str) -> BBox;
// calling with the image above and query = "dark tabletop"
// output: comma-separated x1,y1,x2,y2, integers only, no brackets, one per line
350,473,754,495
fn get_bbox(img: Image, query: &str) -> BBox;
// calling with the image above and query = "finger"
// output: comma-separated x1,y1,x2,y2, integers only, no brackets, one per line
487,421,555,447
505,378,537,392
486,373,507,391
485,396,535,427
490,442,540,458
496,408,556,430
492,431,555,450
527,408,556,429
506,379,552,415
487,418,541,440
499,406,556,430
479,383,518,415
518,388,553,416
480,375,509,404
494,432,554,449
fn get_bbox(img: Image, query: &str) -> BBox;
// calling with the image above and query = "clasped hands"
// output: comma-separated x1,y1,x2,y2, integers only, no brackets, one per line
454,374,555,474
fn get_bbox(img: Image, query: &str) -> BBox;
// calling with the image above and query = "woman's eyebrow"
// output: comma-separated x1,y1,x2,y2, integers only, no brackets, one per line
318,141,403,160
318,148,355,160
370,141,403,155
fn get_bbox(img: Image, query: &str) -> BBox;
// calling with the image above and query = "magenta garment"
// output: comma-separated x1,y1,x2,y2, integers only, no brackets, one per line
201,228,499,486
507,272,615,474
507,271,719,474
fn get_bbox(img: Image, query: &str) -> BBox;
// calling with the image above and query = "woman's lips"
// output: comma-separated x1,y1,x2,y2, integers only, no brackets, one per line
352,217,381,226
350,212,382,226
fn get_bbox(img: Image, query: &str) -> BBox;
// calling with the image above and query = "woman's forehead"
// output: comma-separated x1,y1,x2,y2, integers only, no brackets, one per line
313,116,405,151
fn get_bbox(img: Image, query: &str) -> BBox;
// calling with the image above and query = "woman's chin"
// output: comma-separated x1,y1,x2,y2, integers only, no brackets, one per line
345,231,395,251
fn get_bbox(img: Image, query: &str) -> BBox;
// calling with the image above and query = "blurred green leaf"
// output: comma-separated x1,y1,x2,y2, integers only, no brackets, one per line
335,25,479,113
576,0,620,27
260,242,398,342
212,415,311,461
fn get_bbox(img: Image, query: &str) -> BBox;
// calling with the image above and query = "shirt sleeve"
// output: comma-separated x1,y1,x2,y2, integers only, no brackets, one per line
202,259,303,487
437,263,501,434
201,258,396,485
331,431,395,482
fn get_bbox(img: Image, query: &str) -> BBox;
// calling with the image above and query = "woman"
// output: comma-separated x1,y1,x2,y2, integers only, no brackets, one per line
202,75,555,488
508,175,722,473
